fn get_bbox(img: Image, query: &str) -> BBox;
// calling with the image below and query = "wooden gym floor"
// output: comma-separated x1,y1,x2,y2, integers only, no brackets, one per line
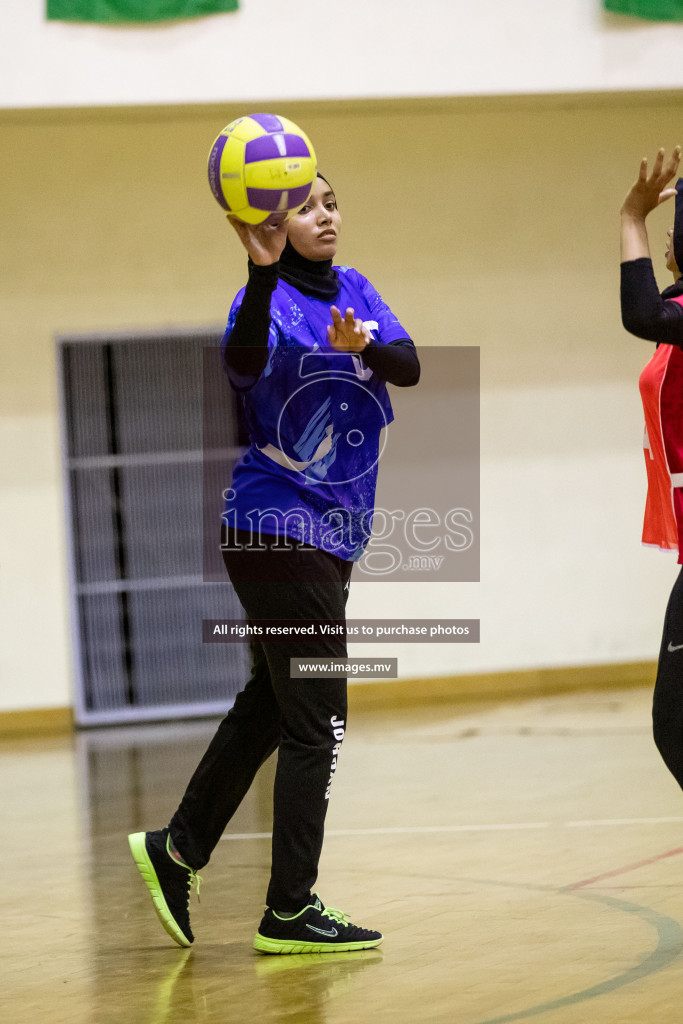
5,686,683,1024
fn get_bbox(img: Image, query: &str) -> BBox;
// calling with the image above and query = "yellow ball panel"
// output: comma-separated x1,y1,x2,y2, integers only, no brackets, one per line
218,137,246,214
221,115,267,146
244,157,317,191
229,206,273,225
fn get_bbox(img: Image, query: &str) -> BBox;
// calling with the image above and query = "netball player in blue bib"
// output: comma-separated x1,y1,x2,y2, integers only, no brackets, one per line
129,174,419,953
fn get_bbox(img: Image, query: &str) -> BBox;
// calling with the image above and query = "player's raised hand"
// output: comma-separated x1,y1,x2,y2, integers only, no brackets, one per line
327,306,371,352
227,214,289,266
621,147,682,220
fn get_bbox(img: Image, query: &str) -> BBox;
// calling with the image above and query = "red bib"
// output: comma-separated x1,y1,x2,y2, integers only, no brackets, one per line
639,300,683,561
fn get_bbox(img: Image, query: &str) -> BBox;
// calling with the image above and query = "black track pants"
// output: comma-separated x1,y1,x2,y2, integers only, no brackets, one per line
169,529,352,911
653,566,683,788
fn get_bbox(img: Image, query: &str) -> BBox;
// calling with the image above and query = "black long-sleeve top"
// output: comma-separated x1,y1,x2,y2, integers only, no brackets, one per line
222,262,420,386
621,258,683,346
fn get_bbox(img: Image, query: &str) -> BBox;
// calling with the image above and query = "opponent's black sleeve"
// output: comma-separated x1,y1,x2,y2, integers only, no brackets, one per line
621,258,683,346
222,262,278,377
360,338,420,386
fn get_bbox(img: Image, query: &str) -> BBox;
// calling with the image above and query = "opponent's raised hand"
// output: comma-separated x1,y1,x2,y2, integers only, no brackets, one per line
227,214,289,266
621,147,681,220
326,306,371,352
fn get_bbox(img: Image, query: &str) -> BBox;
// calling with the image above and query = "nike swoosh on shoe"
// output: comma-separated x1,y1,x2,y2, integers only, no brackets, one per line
305,924,338,937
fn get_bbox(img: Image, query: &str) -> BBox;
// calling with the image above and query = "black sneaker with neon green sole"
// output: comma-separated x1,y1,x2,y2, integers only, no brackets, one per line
128,828,200,948
254,895,383,954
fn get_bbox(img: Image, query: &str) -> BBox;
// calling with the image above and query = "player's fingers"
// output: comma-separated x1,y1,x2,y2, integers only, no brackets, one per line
344,307,355,325
664,146,682,180
638,157,648,183
330,305,342,325
654,153,676,186
658,188,677,205
227,217,256,251
650,148,665,183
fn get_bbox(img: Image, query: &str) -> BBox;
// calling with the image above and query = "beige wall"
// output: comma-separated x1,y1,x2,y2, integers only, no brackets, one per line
1,93,682,712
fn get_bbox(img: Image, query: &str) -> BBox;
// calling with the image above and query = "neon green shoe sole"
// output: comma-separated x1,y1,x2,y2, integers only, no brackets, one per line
128,830,196,948
253,933,383,955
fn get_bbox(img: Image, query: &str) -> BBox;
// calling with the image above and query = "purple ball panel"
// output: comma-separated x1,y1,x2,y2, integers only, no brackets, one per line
207,135,230,211
245,135,282,164
289,183,314,205
263,211,289,226
246,187,284,212
284,135,311,158
245,133,311,165
250,113,284,133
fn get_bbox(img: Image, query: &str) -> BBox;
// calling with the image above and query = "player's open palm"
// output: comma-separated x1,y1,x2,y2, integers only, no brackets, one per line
621,146,681,220
327,306,371,352
228,214,289,266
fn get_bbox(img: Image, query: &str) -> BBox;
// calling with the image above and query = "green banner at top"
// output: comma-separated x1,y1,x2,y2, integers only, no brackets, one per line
47,0,238,23
605,0,683,19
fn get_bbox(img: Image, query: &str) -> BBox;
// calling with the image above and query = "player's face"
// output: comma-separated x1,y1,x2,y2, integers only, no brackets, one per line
666,227,680,277
287,178,341,261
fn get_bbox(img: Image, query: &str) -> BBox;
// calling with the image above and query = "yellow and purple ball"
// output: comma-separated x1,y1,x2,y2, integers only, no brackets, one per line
207,113,317,225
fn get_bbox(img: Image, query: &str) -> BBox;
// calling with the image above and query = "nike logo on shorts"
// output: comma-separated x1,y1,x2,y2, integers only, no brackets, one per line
667,642,683,652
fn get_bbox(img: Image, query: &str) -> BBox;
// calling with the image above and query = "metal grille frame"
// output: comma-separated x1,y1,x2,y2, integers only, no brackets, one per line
56,326,250,726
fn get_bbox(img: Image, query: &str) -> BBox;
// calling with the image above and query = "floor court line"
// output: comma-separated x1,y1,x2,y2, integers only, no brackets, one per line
221,824,551,840
562,844,683,892
470,891,683,1024
567,816,683,826
221,816,683,841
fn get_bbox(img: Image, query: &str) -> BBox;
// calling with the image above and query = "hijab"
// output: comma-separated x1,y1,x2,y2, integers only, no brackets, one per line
277,172,340,301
